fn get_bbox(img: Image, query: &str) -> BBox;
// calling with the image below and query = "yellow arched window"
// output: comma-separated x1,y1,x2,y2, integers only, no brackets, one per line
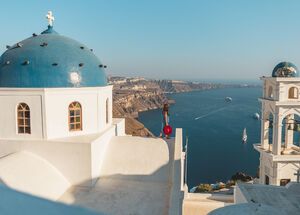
17,103,31,134
288,87,298,99
69,102,82,131
106,98,109,124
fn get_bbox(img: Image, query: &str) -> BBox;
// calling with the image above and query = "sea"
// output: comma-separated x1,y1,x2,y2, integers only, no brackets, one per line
139,87,262,188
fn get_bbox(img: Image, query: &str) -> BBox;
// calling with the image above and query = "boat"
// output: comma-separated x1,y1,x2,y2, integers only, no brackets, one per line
225,97,232,102
242,128,247,143
253,113,260,120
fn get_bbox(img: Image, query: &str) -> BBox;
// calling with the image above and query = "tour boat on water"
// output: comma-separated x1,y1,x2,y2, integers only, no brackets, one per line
242,128,247,143
225,97,232,102
253,113,260,120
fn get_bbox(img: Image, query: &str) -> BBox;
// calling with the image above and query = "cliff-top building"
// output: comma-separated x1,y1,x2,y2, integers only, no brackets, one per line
255,62,300,186
205,62,300,215
0,12,184,215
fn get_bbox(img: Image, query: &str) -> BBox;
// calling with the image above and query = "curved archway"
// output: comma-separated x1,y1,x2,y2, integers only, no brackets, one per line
288,87,298,99
267,113,273,147
17,103,31,134
68,102,82,131
268,86,273,98
281,114,300,153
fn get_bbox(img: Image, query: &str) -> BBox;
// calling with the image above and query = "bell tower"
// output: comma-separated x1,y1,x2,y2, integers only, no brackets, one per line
255,62,300,186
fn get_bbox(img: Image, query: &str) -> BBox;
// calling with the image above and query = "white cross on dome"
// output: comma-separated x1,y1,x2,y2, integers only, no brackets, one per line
46,11,55,26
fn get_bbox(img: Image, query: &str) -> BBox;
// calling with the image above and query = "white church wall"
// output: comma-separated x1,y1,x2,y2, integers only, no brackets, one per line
90,126,116,184
264,79,276,100
277,162,299,183
258,152,277,185
280,82,300,102
0,86,112,140
258,152,300,185
113,118,126,136
44,89,98,139
234,184,248,204
44,86,112,139
0,90,44,140
97,85,113,132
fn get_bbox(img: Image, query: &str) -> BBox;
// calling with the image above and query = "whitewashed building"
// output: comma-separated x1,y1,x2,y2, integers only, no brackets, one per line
254,62,300,186
207,63,300,215
0,12,184,215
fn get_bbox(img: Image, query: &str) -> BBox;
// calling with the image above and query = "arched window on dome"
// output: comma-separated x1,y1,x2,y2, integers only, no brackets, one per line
288,87,298,99
17,103,31,134
106,98,109,124
69,102,82,131
268,86,273,99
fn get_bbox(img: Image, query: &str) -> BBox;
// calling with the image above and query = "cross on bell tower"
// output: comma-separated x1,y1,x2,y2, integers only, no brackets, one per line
254,62,300,186
46,11,55,27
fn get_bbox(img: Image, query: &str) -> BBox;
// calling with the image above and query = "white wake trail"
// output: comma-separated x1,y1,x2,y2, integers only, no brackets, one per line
194,106,229,120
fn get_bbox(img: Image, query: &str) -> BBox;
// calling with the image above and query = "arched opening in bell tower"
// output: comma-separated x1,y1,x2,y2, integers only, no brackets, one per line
288,87,298,99
281,114,300,154
268,86,273,99
268,113,273,147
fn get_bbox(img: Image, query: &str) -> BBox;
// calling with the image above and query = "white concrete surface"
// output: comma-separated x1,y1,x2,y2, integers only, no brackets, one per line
100,136,169,179
233,182,300,214
59,133,183,215
0,151,70,200
209,203,284,215
0,185,102,215
182,192,233,215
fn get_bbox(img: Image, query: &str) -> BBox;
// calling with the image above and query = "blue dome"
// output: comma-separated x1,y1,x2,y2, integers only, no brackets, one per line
272,62,298,78
0,26,107,88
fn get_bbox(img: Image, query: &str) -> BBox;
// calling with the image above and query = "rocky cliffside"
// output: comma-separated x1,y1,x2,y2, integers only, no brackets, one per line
110,76,259,137
113,90,167,117
113,89,166,137
155,80,237,93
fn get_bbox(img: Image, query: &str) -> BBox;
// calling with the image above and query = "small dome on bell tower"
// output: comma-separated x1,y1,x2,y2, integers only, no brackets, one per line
272,62,298,78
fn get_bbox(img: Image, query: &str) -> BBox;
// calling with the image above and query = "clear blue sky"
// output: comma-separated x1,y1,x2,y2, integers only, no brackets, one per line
0,0,300,80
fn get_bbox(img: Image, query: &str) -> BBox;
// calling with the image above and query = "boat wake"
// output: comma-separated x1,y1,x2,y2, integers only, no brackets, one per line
194,106,229,120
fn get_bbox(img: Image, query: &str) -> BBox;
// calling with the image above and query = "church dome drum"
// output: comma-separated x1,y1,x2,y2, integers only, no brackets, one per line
0,26,107,88
272,62,298,78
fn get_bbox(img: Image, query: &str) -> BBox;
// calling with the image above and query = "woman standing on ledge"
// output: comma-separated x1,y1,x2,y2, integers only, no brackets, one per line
159,103,170,139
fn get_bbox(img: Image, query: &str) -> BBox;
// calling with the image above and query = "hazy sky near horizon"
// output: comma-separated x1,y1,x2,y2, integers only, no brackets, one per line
0,0,299,80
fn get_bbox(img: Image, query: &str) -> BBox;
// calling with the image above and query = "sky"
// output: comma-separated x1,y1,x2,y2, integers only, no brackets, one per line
0,0,300,81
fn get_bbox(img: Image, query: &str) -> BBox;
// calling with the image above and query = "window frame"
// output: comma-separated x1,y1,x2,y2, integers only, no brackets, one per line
17,103,31,134
68,101,82,132
288,87,298,99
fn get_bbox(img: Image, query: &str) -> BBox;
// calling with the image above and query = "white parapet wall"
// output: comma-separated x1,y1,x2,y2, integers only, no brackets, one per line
0,151,70,200
169,128,185,215
0,120,124,188
234,184,248,204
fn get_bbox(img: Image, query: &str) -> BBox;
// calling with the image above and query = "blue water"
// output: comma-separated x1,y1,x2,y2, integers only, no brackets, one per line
139,87,261,187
